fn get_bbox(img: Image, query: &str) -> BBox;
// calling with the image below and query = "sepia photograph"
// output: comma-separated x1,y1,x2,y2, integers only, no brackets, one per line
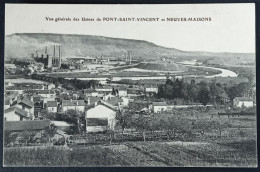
3,4,257,167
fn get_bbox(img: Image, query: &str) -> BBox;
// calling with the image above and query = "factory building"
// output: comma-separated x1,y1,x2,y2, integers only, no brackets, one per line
48,45,62,69
33,45,62,69
125,51,132,64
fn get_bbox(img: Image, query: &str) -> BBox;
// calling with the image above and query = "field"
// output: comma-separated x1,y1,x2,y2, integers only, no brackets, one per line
4,107,257,167
4,138,256,167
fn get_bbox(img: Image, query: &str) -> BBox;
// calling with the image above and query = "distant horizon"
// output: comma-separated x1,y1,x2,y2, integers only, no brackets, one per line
6,32,256,54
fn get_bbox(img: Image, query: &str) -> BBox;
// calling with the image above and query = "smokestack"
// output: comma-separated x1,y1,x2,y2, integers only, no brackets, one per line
58,45,61,68
59,45,61,58
45,46,47,54
53,45,56,58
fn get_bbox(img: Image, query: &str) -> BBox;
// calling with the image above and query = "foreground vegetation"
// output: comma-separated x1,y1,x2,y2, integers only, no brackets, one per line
4,138,256,167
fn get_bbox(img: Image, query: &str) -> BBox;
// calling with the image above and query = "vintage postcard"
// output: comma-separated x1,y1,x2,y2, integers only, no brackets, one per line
3,4,257,167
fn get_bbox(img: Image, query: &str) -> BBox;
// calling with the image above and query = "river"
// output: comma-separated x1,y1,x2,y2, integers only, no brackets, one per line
177,61,238,78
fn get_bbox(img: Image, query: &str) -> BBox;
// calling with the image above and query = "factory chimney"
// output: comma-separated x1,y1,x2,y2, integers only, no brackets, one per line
58,45,61,68
45,46,48,54
53,45,56,58
36,50,38,58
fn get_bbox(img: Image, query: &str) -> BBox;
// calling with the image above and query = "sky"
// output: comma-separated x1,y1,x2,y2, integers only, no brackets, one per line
5,4,255,53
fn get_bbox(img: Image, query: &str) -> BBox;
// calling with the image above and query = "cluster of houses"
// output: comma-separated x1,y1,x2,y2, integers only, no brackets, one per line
4,79,255,136
4,81,161,133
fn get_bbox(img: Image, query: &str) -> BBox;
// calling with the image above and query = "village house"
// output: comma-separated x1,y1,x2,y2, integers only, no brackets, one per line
85,101,117,133
16,97,34,118
5,91,19,106
150,102,168,113
233,97,254,108
47,83,56,90
118,87,128,97
61,100,85,112
46,101,58,113
4,120,51,141
37,90,56,98
103,97,124,110
95,86,113,92
86,96,102,105
84,89,99,97
31,95,44,118
145,85,158,94
25,90,56,98
4,107,31,121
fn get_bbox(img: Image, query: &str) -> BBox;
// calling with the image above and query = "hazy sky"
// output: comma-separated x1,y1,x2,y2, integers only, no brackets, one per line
5,4,255,53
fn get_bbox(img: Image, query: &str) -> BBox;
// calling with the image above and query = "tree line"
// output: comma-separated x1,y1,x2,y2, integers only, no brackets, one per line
157,78,252,106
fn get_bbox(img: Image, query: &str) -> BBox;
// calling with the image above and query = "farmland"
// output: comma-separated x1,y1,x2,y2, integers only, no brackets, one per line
4,108,257,167
4,138,256,167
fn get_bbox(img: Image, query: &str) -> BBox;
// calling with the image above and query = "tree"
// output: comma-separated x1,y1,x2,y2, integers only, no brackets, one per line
187,80,199,103
198,87,211,106
116,109,134,141
133,116,150,141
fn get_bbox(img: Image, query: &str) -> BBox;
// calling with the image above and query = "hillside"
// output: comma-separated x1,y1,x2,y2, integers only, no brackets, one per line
5,33,255,65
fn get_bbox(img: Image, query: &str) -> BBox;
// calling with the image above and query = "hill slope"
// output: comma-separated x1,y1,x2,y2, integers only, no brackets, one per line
5,33,255,65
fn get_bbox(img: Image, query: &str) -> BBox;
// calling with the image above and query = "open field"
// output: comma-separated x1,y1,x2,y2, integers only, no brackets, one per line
4,107,257,167
4,138,256,167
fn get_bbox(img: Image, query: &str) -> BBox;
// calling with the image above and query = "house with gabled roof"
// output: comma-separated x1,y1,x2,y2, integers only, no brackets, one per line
61,100,85,112
85,101,117,133
103,97,124,110
16,97,34,118
151,102,168,113
46,101,58,113
83,89,98,97
118,86,128,97
233,97,254,108
4,107,31,121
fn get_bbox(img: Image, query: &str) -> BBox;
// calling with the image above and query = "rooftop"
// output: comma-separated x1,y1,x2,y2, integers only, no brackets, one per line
104,97,123,106
235,97,253,101
5,107,28,117
84,89,98,94
152,102,167,106
62,100,85,106
4,120,51,131
18,97,34,108
47,101,58,107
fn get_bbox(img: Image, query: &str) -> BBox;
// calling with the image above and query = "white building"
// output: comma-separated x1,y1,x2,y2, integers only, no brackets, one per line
85,102,117,133
4,107,30,121
151,102,168,113
145,86,158,94
95,86,113,92
118,87,127,97
84,89,99,97
16,97,34,118
62,100,85,112
46,101,58,113
233,97,254,108
47,83,56,90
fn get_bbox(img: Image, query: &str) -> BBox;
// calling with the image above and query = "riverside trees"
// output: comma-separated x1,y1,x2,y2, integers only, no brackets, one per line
158,78,250,106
